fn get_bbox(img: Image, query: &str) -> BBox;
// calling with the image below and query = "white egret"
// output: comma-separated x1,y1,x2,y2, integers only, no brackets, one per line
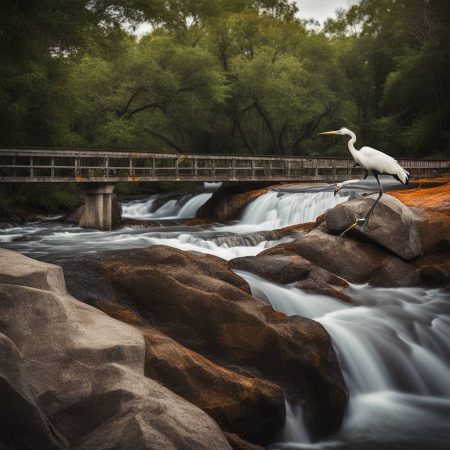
320,127,409,234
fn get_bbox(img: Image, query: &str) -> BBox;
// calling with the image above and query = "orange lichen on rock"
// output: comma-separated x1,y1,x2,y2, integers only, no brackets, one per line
390,177,450,213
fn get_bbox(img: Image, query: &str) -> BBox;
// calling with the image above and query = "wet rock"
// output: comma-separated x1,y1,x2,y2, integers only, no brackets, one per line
224,432,265,450
325,194,423,261
119,217,161,228
63,204,84,224
213,230,285,248
62,246,348,440
415,249,450,287
230,254,310,284
418,264,450,286
230,254,351,302
415,211,450,254
11,234,34,242
262,229,419,287
0,249,231,450
197,184,272,221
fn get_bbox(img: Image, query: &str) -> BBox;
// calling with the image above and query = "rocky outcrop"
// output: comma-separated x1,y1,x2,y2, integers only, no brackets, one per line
0,333,65,449
85,299,285,445
262,228,419,287
142,327,284,443
229,254,351,302
197,184,272,221
224,432,265,450
62,246,348,440
325,194,423,260
0,248,231,450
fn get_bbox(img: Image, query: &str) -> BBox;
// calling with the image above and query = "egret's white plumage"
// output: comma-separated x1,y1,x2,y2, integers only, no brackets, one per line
357,147,409,183
329,127,409,184
320,127,410,232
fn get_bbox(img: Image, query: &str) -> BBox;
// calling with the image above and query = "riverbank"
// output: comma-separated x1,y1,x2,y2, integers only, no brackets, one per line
0,178,449,449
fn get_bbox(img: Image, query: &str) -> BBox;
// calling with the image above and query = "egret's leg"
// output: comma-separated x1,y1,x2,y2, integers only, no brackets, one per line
339,173,382,238
362,174,383,225
339,221,358,237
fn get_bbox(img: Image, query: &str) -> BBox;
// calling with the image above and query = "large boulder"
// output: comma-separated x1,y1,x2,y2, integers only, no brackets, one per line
0,249,231,450
229,254,350,302
61,246,348,440
197,184,271,221
142,327,284,444
0,333,66,449
94,299,284,445
0,248,67,295
262,229,419,287
325,194,423,261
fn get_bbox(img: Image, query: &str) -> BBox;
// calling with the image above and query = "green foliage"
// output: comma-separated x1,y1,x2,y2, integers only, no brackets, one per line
0,184,81,219
0,0,448,159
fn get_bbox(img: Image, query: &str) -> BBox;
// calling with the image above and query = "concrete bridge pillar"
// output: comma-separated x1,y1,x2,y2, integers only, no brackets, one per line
79,183,117,231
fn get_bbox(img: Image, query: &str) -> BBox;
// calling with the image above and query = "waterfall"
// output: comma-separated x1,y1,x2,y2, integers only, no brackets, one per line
122,192,212,220
237,271,450,449
1,189,349,260
176,193,213,218
220,191,348,234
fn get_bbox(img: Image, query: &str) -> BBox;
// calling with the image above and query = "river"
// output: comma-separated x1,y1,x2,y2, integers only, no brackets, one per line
0,182,449,449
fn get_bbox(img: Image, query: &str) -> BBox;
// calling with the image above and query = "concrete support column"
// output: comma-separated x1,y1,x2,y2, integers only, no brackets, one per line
79,183,116,231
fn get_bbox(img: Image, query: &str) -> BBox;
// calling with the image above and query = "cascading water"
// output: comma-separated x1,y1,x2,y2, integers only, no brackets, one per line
1,183,448,448
122,192,212,219
220,191,348,233
236,271,450,450
0,188,345,260
176,193,213,218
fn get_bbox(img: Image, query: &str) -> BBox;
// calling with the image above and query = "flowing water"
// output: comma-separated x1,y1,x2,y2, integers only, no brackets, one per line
0,180,448,449
122,192,213,219
0,185,346,261
236,272,450,450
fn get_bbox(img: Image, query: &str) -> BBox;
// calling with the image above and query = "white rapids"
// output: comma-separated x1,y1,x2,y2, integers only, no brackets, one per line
122,192,213,219
236,271,450,450
220,191,348,233
0,187,343,260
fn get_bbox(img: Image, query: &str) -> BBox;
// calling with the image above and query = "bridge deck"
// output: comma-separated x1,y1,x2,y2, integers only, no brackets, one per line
0,149,448,182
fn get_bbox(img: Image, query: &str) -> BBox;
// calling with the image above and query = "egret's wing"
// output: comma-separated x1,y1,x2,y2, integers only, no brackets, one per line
359,147,409,183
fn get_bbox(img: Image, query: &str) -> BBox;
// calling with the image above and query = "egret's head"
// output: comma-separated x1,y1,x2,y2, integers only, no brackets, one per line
334,182,343,196
319,127,352,136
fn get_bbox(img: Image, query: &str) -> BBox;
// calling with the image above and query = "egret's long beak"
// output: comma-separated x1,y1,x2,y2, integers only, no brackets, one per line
319,131,338,135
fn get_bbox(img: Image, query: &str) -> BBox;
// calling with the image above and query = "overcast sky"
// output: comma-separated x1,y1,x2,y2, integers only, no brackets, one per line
133,1,355,36
295,0,355,24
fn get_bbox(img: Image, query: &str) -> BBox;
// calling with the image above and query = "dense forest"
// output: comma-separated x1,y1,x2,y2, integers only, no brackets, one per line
1,0,449,160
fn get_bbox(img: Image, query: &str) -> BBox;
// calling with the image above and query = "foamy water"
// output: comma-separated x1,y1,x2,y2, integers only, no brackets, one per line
237,271,450,450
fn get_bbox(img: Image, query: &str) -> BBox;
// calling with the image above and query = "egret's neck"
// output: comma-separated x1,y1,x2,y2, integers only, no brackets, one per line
346,131,359,160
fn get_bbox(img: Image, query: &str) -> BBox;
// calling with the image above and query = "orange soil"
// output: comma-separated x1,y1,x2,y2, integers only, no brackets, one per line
390,176,450,213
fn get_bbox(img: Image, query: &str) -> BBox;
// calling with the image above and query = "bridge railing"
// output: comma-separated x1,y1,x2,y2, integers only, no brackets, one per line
0,149,448,182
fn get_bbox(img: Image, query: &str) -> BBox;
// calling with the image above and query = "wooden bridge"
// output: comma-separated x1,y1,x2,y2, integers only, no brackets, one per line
0,148,448,182
1,148,448,230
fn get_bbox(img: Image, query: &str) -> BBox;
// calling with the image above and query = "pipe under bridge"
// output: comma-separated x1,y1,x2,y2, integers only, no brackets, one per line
1,148,448,230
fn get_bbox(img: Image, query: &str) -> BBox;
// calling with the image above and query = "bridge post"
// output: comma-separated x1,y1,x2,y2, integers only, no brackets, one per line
79,183,117,231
